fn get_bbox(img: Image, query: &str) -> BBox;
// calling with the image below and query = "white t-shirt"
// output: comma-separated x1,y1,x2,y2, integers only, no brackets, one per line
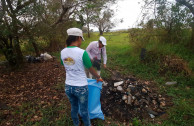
61,47,89,86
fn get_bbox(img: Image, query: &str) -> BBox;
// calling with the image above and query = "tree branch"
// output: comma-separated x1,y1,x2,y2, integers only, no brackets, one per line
0,37,9,48
176,0,194,15
51,0,88,27
16,0,36,12
6,0,14,13
51,5,71,27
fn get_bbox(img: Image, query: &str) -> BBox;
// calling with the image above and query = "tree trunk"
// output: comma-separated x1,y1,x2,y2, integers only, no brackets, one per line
11,13,23,66
87,23,90,38
29,36,39,56
99,26,103,35
13,36,23,65
3,47,16,66
189,21,194,51
99,29,103,35
86,9,90,38
0,39,16,66
48,36,60,52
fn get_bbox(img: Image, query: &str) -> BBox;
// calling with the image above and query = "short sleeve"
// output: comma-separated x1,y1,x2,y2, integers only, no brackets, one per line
83,51,92,68
61,58,64,65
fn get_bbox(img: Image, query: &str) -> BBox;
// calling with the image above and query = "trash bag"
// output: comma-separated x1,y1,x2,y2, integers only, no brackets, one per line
87,78,104,120
79,78,104,120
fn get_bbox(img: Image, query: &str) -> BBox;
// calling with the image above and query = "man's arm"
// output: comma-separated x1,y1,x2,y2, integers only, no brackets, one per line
86,42,94,60
102,47,107,65
83,51,103,82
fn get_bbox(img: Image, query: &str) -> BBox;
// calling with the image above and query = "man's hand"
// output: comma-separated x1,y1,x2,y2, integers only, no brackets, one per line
103,64,107,69
97,78,103,83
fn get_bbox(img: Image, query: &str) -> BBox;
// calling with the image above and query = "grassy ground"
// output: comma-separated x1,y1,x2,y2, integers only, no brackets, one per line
80,32,194,126
1,32,193,126
53,32,194,125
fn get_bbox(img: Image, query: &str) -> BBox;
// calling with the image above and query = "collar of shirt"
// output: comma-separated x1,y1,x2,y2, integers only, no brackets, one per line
67,46,77,48
97,42,99,48
97,41,103,49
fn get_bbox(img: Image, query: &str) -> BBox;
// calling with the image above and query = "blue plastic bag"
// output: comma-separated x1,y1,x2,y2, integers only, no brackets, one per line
87,78,104,120
79,78,104,120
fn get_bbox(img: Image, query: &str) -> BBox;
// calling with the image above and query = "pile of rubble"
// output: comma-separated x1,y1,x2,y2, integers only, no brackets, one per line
101,77,171,122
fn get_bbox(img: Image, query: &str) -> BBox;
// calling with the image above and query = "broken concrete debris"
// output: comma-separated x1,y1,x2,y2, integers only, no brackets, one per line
114,81,124,87
165,81,177,86
101,78,168,121
117,86,123,91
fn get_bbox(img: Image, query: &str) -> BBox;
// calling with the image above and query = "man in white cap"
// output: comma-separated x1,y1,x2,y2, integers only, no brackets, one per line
86,36,107,78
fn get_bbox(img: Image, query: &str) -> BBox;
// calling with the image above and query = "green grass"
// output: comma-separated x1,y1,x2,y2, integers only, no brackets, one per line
1,28,192,125
80,32,194,126
52,32,194,125
0,31,191,126
5,99,73,126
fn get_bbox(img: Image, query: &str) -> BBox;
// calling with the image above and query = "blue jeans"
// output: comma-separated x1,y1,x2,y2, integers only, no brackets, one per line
65,85,91,126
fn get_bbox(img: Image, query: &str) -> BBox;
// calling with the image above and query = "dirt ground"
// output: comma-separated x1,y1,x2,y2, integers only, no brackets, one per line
101,79,173,124
0,60,173,125
0,60,68,125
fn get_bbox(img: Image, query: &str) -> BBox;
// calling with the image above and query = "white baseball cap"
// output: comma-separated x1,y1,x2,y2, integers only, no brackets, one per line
99,36,107,45
67,28,85,41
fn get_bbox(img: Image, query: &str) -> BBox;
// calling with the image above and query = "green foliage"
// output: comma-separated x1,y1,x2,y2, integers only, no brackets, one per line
132,117,141,126
75,0,117,35
21,38,48,55
141,0,193,47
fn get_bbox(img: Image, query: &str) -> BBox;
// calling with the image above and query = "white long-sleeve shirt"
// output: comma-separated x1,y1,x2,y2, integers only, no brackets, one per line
86,41,107,64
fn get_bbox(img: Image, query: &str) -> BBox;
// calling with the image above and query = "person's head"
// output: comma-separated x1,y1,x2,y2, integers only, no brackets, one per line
66,28,85,47
98,36,107,48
